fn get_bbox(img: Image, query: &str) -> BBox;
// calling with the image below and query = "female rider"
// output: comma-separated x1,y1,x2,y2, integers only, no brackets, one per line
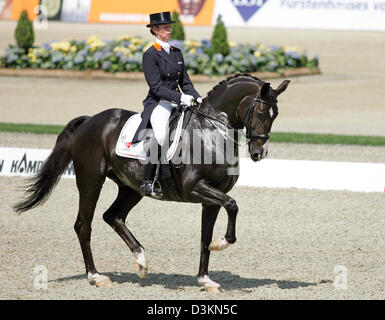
132,11,202,197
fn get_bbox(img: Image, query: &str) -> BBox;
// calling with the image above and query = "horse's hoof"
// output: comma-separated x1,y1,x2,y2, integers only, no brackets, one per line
206,285,223,294
96,277,114,288
198,275,222,294
88,274,114,288
134,261,148,279
209,236,231,251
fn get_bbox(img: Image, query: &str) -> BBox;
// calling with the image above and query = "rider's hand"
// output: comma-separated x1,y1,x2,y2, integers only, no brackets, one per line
181,94,194,106
196,97,203,104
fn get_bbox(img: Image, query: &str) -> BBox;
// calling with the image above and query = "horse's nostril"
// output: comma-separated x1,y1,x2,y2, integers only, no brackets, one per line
251,153,260,161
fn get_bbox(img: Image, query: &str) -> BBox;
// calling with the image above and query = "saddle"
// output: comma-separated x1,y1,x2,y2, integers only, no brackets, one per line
116,106,193,201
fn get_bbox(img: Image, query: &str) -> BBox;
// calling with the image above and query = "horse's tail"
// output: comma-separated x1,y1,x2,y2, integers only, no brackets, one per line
13,116,90,214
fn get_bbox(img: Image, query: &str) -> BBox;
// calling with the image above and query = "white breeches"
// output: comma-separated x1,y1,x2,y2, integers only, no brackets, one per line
150,99,176,147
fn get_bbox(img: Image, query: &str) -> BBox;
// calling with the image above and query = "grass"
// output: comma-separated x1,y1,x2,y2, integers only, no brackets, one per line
1,122,385,146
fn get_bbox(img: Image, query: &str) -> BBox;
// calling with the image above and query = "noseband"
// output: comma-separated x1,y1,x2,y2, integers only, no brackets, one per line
240,95,274,142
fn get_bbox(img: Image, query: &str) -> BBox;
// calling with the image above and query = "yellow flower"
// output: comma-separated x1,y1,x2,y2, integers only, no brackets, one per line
50,41,71,52
189,48,196,54
86,35,100,45
254,51,261,58
283,45,300,52
257,44,266,51
131,38,145,46
228,41,238,48
28,49,37,63
129,43,137,52
86,35,106,51
70,45,77,52
185,40,201,48
117,35,132,41
113,46,132,56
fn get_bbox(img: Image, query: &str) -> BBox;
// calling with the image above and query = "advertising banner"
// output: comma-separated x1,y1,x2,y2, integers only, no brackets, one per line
39,0,62,21
61,0,91,22
213,0,385,31
0,0,12,19
6,0,385,31
0,147,75,178
88,0,216,25
11,0,39,20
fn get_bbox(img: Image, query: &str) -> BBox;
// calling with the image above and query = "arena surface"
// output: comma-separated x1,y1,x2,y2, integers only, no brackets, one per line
0,21,384,300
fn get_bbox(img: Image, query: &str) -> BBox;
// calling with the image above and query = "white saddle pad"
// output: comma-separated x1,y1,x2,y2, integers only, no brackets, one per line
115,111,185,161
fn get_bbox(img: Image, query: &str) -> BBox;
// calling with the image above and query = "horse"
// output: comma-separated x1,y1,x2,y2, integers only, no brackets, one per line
14,74,290,293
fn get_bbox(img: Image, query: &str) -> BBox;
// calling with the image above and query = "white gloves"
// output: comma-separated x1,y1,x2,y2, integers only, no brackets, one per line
196,97,203,104
180,94,194,106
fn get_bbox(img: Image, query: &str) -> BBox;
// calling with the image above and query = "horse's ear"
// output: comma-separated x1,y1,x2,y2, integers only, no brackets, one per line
260,82,270,98
275,80,290,96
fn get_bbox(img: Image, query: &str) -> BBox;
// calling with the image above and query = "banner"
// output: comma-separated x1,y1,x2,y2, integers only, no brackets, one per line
0,0,12,19
213,0,385,31
1,147,383,192
0,147,75,178
6,0,385,30
88,0,216,25
11,0,39,20
61,0,91,22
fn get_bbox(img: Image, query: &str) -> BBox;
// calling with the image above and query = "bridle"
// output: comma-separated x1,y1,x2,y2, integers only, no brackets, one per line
239,95,276,142
182,93,277,145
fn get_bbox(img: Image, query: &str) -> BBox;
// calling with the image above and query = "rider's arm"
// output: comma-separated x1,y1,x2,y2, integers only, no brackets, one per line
178,53,200,100
142,50,181,104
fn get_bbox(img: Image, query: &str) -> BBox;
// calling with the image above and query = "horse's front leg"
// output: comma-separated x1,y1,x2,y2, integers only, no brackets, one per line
199,204,221,293
191,180,239,293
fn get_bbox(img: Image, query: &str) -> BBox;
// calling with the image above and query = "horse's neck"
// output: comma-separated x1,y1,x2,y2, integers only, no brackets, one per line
206,81,261,129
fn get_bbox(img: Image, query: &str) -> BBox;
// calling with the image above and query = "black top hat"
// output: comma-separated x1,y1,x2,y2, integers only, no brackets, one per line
146,11,176,27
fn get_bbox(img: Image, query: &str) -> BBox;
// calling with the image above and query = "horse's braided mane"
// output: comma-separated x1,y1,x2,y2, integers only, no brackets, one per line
202,73,263,104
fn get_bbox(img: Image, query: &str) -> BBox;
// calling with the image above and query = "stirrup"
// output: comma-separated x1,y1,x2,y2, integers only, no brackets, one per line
140,179,163,198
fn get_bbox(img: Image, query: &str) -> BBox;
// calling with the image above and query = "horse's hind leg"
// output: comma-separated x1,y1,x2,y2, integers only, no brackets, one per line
102,185,147,278
73,162,112,287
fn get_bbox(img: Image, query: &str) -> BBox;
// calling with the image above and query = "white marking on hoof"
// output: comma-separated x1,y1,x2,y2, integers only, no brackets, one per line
134,248,148,279
209,236,232,251
197,275,223,294
87,272,114,288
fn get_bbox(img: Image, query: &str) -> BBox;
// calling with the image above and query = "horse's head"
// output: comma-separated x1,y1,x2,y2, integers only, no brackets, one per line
238,80,290,162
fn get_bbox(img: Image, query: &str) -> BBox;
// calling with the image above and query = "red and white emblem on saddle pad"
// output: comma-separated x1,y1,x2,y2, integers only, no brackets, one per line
115,112,185,161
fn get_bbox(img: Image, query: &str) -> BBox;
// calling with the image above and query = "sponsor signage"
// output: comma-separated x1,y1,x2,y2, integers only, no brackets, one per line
88,0,216,25
213,0,385,31
6,0,385,30
8,0,216,25
0,147,75,178
1,148,383,193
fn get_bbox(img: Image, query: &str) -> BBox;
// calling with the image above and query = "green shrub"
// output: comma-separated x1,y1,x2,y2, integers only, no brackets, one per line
209,15,229,58
14,10,35,51
171,11,185,40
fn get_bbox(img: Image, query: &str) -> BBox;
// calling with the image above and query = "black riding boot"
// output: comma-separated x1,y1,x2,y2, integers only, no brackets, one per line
140,138,163,197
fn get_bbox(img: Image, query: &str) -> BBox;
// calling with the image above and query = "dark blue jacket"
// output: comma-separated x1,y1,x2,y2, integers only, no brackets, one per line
131,43,200,143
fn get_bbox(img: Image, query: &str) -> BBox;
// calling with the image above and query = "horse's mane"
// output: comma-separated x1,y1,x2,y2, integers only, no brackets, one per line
202,73,263,105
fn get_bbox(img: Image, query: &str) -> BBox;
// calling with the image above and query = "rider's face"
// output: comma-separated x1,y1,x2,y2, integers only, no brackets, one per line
153,24,172,42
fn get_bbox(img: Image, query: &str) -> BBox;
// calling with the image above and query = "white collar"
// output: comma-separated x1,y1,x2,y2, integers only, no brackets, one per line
155,38,170,53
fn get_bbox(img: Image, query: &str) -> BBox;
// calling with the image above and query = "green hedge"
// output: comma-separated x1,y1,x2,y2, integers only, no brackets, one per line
0,35,319,76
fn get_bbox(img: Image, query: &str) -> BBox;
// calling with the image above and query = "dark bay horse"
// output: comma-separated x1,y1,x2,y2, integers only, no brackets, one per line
14,74,290,293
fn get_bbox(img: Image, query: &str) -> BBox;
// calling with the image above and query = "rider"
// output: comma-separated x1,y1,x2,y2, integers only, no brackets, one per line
132,11,202,197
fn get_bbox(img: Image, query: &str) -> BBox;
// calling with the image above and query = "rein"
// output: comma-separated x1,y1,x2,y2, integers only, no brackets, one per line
178,93,275,145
